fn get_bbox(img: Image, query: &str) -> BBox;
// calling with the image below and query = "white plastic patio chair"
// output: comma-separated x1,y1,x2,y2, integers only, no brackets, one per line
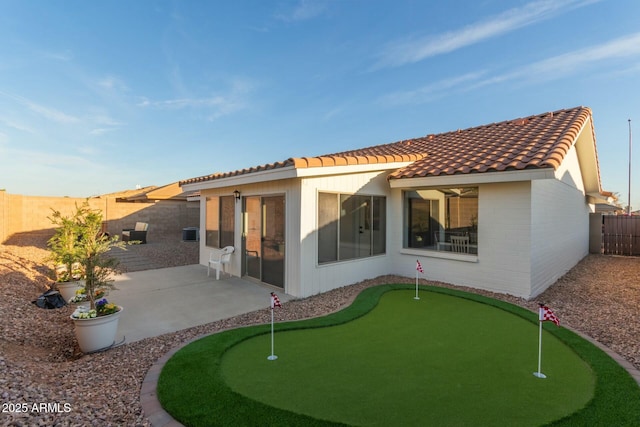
450,235,470,253
207,246,235,280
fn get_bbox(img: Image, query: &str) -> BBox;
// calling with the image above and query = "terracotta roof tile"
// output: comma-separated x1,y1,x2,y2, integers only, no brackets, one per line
179,106,594,186
388,106,592,179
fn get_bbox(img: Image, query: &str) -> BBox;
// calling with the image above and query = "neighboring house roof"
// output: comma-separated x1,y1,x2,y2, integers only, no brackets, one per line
99,182,195,202
181,106,601,192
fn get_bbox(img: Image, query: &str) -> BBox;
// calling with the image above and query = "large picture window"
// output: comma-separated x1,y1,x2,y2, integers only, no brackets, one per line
205,196,235,248
404,188,478,254
318,192,386,264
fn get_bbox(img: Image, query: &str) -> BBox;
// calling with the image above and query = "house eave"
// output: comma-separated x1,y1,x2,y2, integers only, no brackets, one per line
182,162,413,191
181,166,299,191
388,168,556,188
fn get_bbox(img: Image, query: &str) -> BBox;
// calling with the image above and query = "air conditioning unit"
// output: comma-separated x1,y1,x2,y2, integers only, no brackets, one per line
182,227,199,242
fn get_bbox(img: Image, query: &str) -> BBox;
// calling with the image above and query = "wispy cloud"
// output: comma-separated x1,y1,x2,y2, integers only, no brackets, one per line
26,101,80,123
379,32,640,106
275,0,328,22
373,0,599,69
138,78,254,120
378,71,487,106
0,90,79,124
0,116,35,133
471,32,640,88
41,49,74,62
97,76,129,92
85,112,124,136
88,127,116,136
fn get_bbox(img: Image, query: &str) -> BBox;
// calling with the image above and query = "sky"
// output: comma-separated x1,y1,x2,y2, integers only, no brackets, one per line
0,0,639,209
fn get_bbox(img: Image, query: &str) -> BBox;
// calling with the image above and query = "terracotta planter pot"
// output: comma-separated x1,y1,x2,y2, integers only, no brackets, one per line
71,307,123,353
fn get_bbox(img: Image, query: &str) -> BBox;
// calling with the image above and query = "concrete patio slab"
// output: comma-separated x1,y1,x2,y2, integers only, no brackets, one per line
110,264,291,344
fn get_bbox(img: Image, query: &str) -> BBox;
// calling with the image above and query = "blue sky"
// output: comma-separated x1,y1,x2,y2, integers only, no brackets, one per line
1,0,639,209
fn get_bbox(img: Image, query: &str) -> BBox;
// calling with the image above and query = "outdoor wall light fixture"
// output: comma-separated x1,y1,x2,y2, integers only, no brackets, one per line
233,190,241,202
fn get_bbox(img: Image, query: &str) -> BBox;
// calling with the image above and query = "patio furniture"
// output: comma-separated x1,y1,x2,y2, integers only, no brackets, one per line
435,232,448,251
450,235,470,253
208,246,235,280
122,222,149,244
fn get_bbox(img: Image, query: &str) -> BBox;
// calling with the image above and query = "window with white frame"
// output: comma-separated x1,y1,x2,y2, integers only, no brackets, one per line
404,187,478,254
318,192,386,264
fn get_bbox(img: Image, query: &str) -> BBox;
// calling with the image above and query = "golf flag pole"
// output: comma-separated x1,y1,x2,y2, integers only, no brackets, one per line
534,303,560,378
268,292,282,361
415,259,424,300
534,310,545,378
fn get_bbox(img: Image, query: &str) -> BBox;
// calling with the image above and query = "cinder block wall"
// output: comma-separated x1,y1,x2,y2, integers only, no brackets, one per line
0,190,200,243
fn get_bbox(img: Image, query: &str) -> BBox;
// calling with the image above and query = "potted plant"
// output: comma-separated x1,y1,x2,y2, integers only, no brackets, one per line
47,206,84,302
62,202,125,353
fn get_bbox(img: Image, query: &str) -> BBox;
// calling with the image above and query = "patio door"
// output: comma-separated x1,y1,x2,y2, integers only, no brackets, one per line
243,195,285,288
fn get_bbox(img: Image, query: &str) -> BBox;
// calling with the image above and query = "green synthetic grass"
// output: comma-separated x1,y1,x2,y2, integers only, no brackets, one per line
158,285,640,426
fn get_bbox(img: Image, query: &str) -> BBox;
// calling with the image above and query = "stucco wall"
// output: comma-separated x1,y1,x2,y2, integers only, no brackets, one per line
0,191,199,244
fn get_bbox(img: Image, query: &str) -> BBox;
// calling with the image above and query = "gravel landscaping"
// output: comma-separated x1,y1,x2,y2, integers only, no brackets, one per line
1,231,638,426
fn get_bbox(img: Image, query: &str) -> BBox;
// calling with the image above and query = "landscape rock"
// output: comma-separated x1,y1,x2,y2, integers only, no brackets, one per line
1,233,638,425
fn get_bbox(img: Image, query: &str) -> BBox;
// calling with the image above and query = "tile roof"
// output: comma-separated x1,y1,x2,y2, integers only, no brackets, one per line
180,106,594,186
388,106,593,179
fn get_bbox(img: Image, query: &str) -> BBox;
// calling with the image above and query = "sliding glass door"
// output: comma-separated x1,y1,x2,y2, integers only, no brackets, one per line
243,195,285,288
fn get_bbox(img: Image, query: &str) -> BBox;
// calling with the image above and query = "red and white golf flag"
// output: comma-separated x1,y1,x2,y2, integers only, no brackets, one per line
268,292,282,360
271,292,282,309
416,259,424,273
539,305,560,326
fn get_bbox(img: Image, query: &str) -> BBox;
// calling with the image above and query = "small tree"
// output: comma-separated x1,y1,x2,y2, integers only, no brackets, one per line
78,204,124,309
49,201,124,311
75,202,124,311
47,206,83,283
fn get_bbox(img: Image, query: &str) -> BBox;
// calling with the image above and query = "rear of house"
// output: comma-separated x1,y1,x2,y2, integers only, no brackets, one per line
181,106,610,300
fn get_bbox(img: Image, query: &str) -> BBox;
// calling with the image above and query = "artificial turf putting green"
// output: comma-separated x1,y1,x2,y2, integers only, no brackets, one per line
221,290,593,426
157,284,640,426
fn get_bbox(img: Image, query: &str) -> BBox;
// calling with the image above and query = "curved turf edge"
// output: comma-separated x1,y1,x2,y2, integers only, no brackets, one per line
157,284,640,427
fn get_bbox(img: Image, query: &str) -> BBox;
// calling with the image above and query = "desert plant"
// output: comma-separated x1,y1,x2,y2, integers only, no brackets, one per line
75,202,124,311
49,201,124,312
47,206,83,283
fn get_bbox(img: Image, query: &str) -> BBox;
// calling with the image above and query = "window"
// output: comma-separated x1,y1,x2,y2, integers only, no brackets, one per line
205,196,235,248
404,188,478,254
318,192,386,264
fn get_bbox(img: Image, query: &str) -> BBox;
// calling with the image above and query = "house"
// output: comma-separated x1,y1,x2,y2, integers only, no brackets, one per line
180,106,610,300
103,182,198,202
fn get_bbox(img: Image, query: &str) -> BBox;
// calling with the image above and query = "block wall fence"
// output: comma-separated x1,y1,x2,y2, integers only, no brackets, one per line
0,190,200,244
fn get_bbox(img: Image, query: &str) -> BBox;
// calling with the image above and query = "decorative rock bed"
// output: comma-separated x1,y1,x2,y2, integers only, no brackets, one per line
1,233,638,425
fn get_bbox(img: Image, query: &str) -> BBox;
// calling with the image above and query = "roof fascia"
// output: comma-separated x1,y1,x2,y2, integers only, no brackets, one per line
181,166,299,191
182,162,413,191
572,116,602,194
388,168,555,188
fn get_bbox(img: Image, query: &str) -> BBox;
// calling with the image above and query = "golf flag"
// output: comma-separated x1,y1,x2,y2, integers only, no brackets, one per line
271,292,282,309
534,304,560,378
414,259,423,300
540,305,560,326
268,293,282,361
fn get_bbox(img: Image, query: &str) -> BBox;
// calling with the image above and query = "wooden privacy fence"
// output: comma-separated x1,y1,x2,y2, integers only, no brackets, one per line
601,215,640,256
